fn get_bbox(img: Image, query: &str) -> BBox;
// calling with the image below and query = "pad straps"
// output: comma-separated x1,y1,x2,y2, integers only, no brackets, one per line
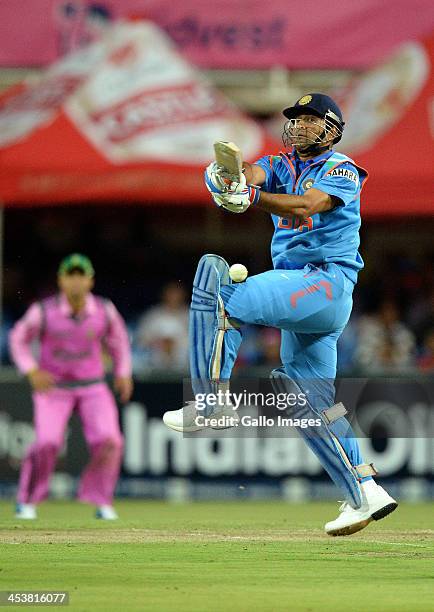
323,402,347,424
210,297,236,381
353,463,378,479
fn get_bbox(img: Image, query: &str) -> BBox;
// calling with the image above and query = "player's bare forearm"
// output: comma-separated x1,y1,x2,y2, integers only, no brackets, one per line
255,188,334,219
242,162,267,186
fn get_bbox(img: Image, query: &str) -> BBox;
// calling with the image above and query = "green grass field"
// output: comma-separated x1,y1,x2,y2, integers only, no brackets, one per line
0,500,433,611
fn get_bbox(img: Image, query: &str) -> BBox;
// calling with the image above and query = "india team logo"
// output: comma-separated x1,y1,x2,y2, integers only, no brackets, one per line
297,95,312,105
302,178,314,190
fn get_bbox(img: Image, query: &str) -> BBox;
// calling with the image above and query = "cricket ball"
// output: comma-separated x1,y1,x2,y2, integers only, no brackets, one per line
229,263,248,283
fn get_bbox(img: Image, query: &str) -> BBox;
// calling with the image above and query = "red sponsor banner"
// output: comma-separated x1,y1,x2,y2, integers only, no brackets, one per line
343,36,434,217
0,22,432,217
0,0,433,69
0,22,278,204
88,83,231,144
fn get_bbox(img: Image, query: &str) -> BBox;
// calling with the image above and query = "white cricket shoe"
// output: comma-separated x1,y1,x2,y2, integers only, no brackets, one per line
163,401,239,433
325,480,398,537
95,505,119,520
15,503,37,519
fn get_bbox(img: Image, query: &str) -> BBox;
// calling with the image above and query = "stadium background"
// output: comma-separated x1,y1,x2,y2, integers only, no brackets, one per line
0,0,434,505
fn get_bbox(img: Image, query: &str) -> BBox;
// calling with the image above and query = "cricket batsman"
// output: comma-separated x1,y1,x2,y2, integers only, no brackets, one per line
163,93,398,536
9,254,132,520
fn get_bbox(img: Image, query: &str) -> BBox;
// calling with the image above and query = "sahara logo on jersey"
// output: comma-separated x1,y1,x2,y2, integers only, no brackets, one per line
329,168,358,184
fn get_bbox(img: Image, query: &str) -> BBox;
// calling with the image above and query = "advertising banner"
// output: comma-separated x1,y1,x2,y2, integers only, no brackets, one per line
0,1,433,70
0,22,277,205
0,22,433,216
1,376,433,500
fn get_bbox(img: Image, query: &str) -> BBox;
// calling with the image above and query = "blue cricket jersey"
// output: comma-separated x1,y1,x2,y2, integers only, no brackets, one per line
254,148,368,283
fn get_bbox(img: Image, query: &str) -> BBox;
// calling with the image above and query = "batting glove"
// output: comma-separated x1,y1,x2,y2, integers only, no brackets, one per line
204,162,229,194
211,185,260,213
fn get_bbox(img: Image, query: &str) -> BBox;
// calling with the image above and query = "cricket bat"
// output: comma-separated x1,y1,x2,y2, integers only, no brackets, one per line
213,141,243,182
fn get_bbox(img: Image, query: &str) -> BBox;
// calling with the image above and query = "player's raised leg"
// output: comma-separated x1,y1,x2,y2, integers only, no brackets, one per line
163,257,354,432
163,254,242,432
164,258,348,433
76,383,124,519
16,388,75,518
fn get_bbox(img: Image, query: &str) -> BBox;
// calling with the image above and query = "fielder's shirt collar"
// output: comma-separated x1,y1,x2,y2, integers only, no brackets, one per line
59,292,97,318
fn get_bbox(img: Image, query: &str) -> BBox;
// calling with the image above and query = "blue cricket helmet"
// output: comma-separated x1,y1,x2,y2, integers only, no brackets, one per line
283,93,345,144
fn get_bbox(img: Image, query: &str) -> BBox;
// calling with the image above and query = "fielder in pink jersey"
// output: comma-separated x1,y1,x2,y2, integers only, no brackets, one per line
9,254,133,520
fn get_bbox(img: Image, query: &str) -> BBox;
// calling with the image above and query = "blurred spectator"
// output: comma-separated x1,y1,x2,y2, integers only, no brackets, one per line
417,328,434,373
257,328,281,367
355,299,416,373
0,318,13,364
133,281,189,372
234,326,262,368
337,317,359,374
235,327,282,369
408,289,434,347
